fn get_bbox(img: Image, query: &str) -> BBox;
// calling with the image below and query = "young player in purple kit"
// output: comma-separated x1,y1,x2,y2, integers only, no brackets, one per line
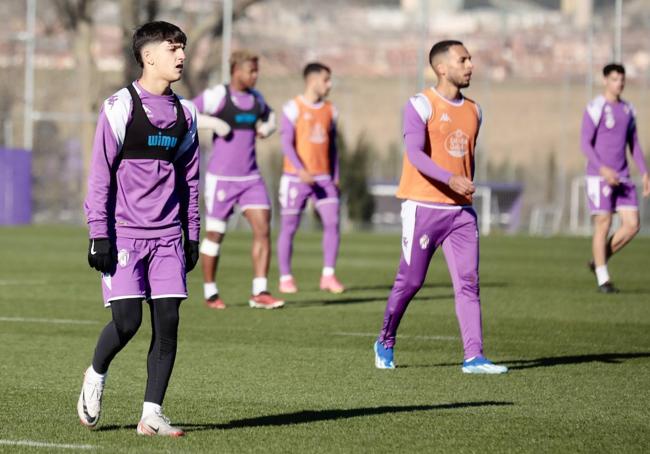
581,63,650,293
193,50,284,310
277,62,345,294
373,40,507,374
78,22,199,436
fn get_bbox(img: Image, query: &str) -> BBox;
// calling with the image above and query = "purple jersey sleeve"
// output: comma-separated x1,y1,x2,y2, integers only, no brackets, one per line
403,100,452,184
176,100,201,241
252,89,272,121
627,117,649,175
84,106,123,239
329,120,339,182
581,109,604,170
192,85,227,116
280,112,305,171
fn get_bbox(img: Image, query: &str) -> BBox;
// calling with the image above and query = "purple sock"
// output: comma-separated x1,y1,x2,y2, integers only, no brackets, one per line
277,214,301,276
317,202,340,269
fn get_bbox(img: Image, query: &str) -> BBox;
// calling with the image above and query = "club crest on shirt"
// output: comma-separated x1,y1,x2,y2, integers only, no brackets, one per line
419,234,430,250
309,123,327,144
445,129,470,158
118,249,129,268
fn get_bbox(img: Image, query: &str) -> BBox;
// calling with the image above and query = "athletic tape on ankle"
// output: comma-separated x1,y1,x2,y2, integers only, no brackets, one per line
206,217,227,233
200,239,220,257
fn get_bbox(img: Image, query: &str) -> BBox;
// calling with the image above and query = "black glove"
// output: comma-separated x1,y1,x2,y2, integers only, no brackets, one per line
87,238,115,274
184,240,200,273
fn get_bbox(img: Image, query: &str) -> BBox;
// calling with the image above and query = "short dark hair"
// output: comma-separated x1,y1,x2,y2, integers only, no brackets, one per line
603,63,625,77
132,21,187,68
428,40,464,67
303,62,331,79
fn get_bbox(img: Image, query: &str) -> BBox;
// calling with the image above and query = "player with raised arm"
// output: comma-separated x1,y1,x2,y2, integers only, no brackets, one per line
373,40,507,374
277,62,344,294
193,50,283,310
581,63,650,293
78,22,199,436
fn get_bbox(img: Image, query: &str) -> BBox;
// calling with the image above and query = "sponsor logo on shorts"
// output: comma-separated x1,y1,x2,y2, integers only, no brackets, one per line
118,249,129,268
419,234,430,250
217,189,226,202
444,129,470,158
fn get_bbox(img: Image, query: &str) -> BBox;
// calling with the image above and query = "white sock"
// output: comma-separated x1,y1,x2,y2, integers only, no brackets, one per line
142,402,161,419
86,366,106,384
595,265,610,286
204,282,218,299
252,277,267,295
280,275,293,282
322,267,335,277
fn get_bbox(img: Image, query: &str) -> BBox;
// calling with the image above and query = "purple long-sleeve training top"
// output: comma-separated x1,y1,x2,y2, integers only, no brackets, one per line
192,85,271,177
279,97,340,181
84,81,200,241
581,95,648,178
403,94,458,184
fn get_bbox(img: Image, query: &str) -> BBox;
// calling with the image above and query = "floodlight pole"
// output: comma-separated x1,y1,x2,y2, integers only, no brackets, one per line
416,0,429,91
614,0,622,62
23,0,36,151
586,3,593,100
221,0,233,84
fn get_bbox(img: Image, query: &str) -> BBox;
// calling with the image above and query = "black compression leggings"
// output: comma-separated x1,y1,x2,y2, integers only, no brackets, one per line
91,298,181,405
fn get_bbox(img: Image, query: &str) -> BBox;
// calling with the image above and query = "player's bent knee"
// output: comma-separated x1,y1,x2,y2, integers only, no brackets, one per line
200,238,220,257
206,217,227,234
403,276,425,294
114,316,141,340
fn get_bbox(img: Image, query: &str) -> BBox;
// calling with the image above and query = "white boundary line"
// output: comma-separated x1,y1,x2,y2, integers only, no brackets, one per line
0,317,99,325
0,439,95,450
334,332,457,341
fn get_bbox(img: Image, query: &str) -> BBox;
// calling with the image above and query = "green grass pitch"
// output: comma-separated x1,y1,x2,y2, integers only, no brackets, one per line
0,226,649,453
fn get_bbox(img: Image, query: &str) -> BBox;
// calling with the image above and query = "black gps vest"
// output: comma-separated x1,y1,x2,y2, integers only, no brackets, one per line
121,84,188,162
215,85,263,131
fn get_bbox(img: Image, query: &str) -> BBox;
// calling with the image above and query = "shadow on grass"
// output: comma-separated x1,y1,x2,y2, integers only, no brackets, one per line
506,352,650,370
96,401,513,433
345,282,508,292
289,293,454,307
400,352,650,370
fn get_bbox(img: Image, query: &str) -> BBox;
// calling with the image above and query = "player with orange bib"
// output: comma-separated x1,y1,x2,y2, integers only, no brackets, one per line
277,62,344,294
373,41,507,374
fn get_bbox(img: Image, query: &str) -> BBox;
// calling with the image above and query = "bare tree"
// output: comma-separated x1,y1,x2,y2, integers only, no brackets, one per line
116,0,264,95
120,0,159,84
53,0,96,192
179,0,264,96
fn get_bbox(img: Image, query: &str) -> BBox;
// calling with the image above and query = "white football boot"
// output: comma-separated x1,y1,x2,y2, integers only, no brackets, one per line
77,367,105,428
137,410,185,437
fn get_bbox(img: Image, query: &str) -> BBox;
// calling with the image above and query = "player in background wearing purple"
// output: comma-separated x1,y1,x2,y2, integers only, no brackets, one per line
78,22,199,437
277,62,345,294
581,63,650,293
193,50,283,310
373,40,507,374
